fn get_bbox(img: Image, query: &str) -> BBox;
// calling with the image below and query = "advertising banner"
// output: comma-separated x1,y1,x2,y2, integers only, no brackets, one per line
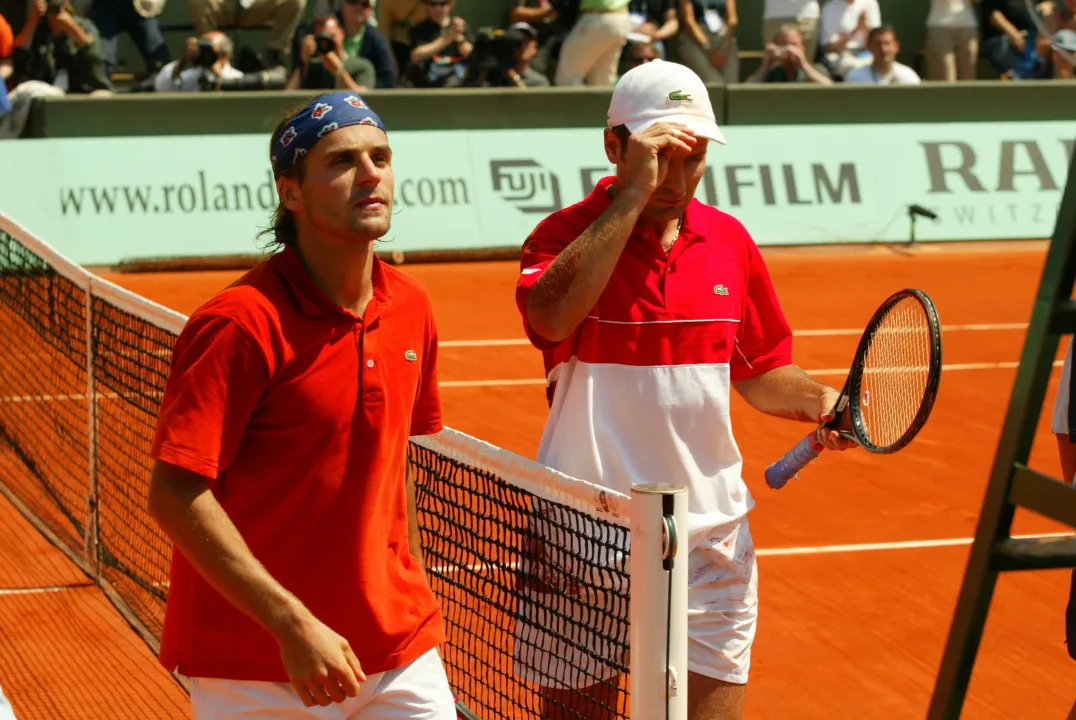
1,121,1073,266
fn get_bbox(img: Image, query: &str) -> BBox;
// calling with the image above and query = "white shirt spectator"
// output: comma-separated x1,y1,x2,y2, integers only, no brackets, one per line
845,61,921,83
763,0,820,20
820,0,881,52
926,0,979,28
154,60,244,92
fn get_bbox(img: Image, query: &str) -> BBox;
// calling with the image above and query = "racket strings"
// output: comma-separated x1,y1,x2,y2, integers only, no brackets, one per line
859,298,934,448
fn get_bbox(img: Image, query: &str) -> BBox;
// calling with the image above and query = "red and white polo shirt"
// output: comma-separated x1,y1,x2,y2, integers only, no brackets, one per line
515,176,793,541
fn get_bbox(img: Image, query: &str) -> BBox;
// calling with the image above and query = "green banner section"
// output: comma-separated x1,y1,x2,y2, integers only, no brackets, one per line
3,121,1074,266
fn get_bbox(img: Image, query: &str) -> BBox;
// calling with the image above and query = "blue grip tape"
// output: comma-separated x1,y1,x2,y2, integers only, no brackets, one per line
765,432,823,490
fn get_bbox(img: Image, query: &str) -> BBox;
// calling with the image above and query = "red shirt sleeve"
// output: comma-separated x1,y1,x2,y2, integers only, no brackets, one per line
410,303,443,436
0,15,12,59
151,314,272,480
515,217,576,351
730,237,793,381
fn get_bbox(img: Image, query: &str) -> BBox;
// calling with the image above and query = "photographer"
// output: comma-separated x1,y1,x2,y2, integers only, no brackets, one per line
406,0,473,88
745,22,832,82
464,22,549,87
154,30,242,91
11,0,111,94
286,13,372,90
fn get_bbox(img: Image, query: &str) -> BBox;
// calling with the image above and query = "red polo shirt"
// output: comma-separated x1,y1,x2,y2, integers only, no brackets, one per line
515,176,793,545
151,244,445,682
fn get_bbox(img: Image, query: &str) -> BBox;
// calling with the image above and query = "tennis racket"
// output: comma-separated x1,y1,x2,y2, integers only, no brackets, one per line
765,288,943,489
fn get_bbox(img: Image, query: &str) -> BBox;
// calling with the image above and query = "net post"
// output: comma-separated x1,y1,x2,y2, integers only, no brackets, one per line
630,483,688,720
82,280,100,581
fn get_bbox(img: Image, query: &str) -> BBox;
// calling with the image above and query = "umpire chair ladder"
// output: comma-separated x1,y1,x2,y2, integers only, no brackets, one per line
927,149,1076,718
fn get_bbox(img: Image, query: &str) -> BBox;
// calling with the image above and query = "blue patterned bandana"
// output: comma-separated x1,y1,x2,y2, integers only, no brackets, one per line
271,92,387,178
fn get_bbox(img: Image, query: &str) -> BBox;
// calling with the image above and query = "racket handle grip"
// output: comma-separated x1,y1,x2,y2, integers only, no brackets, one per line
765,430,824,490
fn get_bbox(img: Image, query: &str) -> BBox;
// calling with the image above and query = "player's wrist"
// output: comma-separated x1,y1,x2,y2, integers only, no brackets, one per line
266,593,315,641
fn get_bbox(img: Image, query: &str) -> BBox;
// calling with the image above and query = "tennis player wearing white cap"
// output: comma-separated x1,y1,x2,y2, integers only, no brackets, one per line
513,59,854,719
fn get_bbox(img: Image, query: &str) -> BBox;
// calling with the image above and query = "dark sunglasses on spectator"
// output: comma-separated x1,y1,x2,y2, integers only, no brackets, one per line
344,0,372,6
425,0,451,6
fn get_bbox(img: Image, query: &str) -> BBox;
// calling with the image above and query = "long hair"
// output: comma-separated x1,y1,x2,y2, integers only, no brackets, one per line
259,104,311,251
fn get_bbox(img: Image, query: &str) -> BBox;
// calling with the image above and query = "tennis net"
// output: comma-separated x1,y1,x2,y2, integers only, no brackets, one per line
0,210,678,719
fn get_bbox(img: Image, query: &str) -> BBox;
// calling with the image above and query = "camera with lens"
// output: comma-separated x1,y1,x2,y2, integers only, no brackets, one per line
198,66,289,92
464,26,521,86
43,0,64,17
194,37,219,68
315,31,337,56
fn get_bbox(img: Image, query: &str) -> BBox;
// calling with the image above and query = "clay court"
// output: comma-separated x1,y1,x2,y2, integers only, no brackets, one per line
0,239,1074,719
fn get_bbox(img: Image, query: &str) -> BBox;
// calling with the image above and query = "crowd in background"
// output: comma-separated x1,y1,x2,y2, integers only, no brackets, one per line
0,0,1075,136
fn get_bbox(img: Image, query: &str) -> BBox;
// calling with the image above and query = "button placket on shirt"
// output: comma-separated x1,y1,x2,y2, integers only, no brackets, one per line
357,319,384,404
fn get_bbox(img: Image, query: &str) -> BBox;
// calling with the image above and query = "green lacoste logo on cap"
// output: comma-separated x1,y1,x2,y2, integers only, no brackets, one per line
669,90,692,102
405,350,418,361
714,285,729,296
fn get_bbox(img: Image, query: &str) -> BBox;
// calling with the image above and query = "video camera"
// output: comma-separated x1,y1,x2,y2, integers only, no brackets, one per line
464,26,524,86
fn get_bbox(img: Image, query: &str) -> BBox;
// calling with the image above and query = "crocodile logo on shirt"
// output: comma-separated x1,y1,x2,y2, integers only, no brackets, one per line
405,350,418,361
668,90,693,102
714,284,729,296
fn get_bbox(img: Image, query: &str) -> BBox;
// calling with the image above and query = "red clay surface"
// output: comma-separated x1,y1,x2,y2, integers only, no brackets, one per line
1,240,1074,718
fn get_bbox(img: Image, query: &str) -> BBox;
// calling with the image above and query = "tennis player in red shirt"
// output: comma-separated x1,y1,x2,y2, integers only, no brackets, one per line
148,92,456,719
514,60,857,719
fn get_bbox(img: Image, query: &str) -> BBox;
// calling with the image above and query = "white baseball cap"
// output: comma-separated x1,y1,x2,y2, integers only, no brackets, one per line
608,59,726,145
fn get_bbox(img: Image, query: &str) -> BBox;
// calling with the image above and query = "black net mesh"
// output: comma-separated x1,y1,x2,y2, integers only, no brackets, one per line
91,295,177,640
0,229,91,558
411,443,632,719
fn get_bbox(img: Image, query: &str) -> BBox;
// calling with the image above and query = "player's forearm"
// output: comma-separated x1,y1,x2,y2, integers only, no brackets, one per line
733,364,829,422
148,461,313,641
526,188,646,342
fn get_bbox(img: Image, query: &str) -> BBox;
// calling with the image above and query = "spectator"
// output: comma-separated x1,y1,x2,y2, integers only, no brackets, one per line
676,0,738,83
745,22,832,82
405,0,472,87
154,30,242,91
980,0,1052,78
508,0,567,80
924,0,979,81
12,0,112,93
379,0,427,77
620,36,657,73
845,24,920,83
87,0,170,79
1042,0,1076,78
555,0,632,86
626,0,677,59
338,0,395,87
503,22,550,86
762,0,819,59
286,13,374,89
818,0,880,79
187,0,305,71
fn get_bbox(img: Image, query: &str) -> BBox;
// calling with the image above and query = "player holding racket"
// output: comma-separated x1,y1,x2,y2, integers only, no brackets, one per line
148,92,456,719
514,59,855,720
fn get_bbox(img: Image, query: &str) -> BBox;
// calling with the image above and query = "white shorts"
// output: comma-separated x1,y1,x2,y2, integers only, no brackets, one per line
189,648,456,720
513,516,758,688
